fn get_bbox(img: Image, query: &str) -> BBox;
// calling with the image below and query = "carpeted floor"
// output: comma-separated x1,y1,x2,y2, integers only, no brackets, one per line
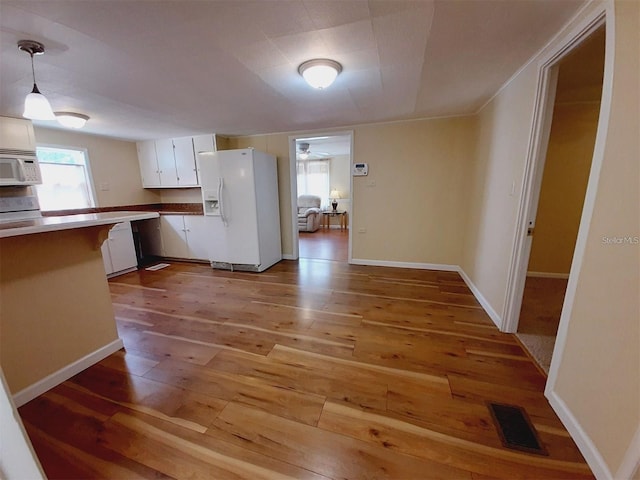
516,276,568,374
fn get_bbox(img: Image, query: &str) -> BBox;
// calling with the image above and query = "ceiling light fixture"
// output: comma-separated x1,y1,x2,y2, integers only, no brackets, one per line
55,112,90,129
18,40,55,120
298,59,342,89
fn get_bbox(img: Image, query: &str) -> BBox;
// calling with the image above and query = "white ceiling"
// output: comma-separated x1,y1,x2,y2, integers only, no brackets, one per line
0,0,585,141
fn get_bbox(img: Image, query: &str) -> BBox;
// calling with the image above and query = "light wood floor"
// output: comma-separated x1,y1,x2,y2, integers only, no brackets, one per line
19,260,592,479
299,228,348,262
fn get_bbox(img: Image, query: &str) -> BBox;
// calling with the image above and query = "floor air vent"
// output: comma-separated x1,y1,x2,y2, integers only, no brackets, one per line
487,402,548,456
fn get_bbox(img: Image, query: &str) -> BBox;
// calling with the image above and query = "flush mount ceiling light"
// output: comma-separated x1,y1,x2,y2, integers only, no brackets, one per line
55,112,90,129
18,39,55,120
298,59,342,89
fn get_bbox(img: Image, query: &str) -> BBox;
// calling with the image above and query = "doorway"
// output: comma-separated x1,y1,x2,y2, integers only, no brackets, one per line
290,133,353,262
513,27,605,372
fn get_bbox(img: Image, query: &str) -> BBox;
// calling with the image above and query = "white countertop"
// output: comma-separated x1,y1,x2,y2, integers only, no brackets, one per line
0,211,159,239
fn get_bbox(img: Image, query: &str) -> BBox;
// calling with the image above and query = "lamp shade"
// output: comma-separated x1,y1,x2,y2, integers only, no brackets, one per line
298,59,342,89
330,189,341,199
23,86,55,120
55,112,89,129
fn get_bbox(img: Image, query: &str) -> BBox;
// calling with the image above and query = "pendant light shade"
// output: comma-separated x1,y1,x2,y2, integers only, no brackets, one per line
298,59,342,89
24,85,56,120
18,40,56,120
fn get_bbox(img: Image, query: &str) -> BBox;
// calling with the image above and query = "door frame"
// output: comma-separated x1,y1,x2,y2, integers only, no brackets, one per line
287,130,354,262
502,12,608,335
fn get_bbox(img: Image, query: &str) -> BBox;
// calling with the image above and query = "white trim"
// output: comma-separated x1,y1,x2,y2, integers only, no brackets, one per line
12,338,124,407
457,268,502,328
616,426,640,480
282,253,296,260
546,1,613,391
503,8,608,334
526,271,570,279
547,390,611,479
349,258,458,272
288,130,354,263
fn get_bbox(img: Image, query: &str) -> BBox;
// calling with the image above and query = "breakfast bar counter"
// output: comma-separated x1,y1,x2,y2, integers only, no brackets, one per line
0,211,159,404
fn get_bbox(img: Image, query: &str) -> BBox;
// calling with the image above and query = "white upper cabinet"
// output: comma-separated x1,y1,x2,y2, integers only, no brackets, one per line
137,134,213,188
137,140,160,187
192,134,216,181
0,116,36,151
173,136,198,186
154,138,179,186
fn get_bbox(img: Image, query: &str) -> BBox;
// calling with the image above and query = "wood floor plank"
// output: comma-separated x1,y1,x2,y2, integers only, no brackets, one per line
318,401,593,479
144,358,327,426
208,401,474,479
206,349,389,411
18,259,592,479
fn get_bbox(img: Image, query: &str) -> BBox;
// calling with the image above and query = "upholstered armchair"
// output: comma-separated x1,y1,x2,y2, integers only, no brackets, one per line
297,195,322,232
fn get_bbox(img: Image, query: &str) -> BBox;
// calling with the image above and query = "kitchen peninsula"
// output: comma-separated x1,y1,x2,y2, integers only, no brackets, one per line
0,211,159,405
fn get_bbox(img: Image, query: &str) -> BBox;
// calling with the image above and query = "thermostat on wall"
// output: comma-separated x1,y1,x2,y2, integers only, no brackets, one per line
352,163,368,176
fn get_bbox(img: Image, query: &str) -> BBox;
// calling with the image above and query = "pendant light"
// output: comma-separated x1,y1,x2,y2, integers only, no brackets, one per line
18,40,55,120
298,59,342,89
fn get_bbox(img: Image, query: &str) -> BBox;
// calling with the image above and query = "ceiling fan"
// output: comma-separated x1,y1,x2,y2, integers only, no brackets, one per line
296,142,330,160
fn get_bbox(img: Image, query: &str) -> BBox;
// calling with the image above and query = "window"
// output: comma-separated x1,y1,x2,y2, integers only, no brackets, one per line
297,159,330,208
35,146,96,211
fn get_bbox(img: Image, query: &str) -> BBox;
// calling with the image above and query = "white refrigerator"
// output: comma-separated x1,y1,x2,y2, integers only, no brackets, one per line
197,148,282,272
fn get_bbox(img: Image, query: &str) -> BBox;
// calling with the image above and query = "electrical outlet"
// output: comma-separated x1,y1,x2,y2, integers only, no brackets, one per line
99,182,110,191
366,179,376,187
358,227,367,233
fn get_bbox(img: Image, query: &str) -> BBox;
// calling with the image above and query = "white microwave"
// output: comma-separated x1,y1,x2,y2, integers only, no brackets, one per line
0,149,42,186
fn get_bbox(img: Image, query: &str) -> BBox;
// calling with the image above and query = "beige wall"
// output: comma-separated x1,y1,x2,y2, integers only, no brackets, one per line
34,127,159,207
462,1,639,475
229,117,476,264
528,102,600,274
553,1,639,474
462,60,538,315
330,154,351,217
159,188,202,204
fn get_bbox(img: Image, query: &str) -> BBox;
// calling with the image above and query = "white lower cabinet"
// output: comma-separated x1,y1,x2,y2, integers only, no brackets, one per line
160,215,213,261
101,222,138,276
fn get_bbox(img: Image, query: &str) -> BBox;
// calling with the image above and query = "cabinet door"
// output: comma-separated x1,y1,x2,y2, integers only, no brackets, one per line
173,137,198,186
192,134,216,184
184,215,214,260
137,140,160,187
155,138,178,186
160,215,189,258
101,239,114,274
108,222,138,273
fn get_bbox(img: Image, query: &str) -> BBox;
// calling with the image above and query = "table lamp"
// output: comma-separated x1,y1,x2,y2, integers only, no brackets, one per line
330,189,341,211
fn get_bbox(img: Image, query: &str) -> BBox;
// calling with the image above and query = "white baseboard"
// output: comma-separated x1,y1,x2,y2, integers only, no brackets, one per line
456,268,502,328
527,271,570,279
546,389,611,479
616,425,640,480
349,258,459,271
12,338,124,408
282,254,296,260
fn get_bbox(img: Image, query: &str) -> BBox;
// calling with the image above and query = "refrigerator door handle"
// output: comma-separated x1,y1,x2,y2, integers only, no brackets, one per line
218,177,228,227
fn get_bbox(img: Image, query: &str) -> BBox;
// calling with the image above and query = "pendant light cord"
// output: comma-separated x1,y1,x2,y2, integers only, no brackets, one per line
29,52,36,84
